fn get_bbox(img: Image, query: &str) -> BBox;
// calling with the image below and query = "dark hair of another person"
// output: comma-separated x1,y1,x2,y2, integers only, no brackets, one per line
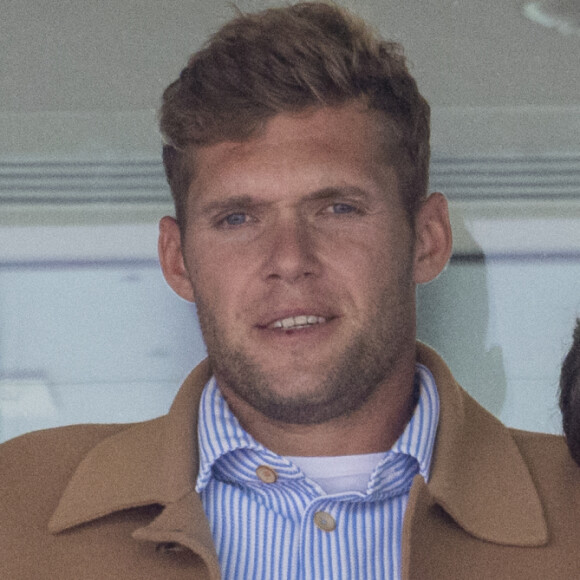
158,1,431,228
560,319,580,466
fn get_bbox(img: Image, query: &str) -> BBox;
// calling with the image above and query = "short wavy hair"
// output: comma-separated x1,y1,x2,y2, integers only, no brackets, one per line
560,319,580,466
159,1,431,227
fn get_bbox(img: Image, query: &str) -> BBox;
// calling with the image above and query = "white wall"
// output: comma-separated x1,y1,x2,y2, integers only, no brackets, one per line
0,260,207,442
417,257,580,434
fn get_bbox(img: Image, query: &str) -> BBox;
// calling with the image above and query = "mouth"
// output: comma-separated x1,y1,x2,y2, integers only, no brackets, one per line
266,315,328,331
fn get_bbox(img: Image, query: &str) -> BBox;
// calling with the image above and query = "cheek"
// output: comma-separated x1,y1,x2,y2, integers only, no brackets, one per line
323,252,384,310
340,244,414,301
322,228,397,274
191,251,255,320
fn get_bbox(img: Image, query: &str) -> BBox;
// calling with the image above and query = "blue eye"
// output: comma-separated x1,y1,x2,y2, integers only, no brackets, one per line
331,203,356,214
224,213,247,226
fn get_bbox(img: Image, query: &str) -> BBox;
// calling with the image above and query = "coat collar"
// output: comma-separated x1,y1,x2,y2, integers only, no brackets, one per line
416,343,548,546
49,343,547,552
48,360,221,578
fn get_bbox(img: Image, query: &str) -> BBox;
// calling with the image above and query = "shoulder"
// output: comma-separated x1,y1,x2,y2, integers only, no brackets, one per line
1,422,133,476
0,423,135,534
509,428,580,488
508,428,580,545
509,428,572,468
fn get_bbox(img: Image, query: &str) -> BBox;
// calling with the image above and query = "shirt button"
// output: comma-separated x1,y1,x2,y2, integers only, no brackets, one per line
313,511,336,532
256,465,278,484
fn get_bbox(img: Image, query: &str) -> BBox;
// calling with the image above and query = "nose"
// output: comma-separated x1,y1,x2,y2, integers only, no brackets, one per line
262,216,320,283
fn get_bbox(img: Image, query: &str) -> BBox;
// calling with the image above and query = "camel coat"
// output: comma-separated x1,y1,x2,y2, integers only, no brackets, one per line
1,343,580,579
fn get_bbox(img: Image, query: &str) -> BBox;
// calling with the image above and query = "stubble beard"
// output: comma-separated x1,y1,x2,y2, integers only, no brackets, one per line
194,281,415,426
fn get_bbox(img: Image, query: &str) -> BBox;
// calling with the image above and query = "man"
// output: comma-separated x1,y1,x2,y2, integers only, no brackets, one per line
561,319,580,466
1,3,579,579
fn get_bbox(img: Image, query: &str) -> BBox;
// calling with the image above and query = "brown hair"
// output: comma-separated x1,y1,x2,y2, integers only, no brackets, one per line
159,1,430,227
560,319,580,466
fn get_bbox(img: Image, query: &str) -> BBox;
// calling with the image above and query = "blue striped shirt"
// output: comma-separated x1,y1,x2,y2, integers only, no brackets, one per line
196,364,440,579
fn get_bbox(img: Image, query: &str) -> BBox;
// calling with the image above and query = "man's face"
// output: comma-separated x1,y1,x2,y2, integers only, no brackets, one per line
169,104,423,425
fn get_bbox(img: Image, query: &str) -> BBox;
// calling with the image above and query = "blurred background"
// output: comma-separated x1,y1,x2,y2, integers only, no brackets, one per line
1,0,579,441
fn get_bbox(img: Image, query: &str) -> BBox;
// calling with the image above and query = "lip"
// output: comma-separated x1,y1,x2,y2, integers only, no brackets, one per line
252,311,340,347
257,309,337,329
256,319,339,345
268,315,326,330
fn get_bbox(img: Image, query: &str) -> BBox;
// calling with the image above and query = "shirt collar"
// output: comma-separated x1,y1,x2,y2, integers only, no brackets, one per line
195,364,440,494
196,376,265,492
391,363,440,482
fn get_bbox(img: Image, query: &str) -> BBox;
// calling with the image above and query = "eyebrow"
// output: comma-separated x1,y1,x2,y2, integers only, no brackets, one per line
303,186,371,203
197,195,269,217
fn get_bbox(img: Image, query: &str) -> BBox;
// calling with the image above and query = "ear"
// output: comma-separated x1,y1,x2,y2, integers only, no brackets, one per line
413,192,453,284
158,216,196,302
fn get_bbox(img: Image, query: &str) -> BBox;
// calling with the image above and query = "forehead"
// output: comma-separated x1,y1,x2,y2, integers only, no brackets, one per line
187,104,396,205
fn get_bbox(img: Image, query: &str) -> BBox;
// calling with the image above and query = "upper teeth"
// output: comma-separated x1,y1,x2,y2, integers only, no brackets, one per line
271,315,326,329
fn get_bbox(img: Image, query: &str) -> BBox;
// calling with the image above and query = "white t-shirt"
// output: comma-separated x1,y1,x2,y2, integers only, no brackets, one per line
285,452,387,494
